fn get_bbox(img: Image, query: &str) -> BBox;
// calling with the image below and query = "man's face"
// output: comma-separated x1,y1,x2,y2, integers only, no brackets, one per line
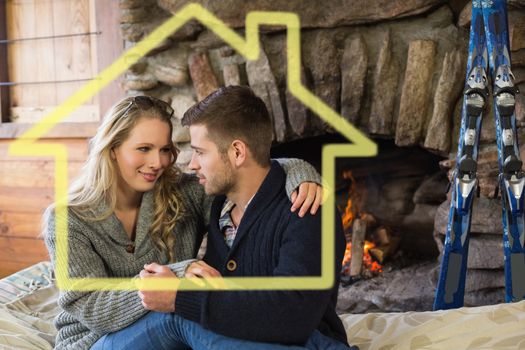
188,124,235,196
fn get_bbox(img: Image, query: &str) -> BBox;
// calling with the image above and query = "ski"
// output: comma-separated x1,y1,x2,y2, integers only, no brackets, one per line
433,0,489,310
434,0,524,310
482,0,525,302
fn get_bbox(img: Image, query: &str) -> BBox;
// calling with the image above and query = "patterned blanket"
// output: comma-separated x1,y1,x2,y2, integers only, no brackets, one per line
0,261,57,350
341,300,525,349
2,262,525,350
0,262,53,304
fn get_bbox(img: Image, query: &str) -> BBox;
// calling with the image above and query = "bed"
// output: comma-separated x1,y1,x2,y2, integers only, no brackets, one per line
1,262,524,350
0,262,57,349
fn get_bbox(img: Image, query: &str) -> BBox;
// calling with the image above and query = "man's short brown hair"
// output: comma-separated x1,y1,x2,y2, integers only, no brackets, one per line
181,86,273,166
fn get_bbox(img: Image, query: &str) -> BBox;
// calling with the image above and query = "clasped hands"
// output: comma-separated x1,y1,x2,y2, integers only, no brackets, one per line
138,261,221,312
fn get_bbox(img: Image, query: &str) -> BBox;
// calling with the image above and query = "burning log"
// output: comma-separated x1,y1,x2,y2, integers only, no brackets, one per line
349,218,366,277
374,226,391,246
361,212,378,231
339,175,383,279
369,236,401,264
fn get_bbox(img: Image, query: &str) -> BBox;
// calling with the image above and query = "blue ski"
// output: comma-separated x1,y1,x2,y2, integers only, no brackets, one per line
434,0,488,310
482,0,525,303
434,0,523,310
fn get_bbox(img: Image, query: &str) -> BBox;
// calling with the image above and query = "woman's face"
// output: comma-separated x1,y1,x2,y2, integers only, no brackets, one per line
112,117,173,199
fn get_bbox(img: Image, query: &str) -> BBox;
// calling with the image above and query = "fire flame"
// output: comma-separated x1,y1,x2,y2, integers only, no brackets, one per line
340,171,383,275
341,241,383,275
341,170,356,231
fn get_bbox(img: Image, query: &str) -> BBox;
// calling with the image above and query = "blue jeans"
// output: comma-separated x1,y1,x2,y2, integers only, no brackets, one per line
90,311,353,350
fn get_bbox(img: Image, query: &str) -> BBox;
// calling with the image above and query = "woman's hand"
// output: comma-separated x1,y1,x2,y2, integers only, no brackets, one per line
138,263,177,312
290,182,323,217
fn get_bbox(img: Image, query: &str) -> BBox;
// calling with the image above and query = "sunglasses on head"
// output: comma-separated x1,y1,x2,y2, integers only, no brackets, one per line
123,96,174,118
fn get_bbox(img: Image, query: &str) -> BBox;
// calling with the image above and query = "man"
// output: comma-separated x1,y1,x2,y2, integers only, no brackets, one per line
139,86,351,349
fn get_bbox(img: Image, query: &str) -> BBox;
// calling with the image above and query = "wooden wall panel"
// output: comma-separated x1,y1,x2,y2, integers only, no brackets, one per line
0,122,99,139
0,0,10,122
0,137,89,277
52,0,94,103
0,211,43,238
0,161,84,188
0,187,55,212
94,0,125,115
0,237,49,277
0,139,89,161
34,0,57,106
0,0,124,278
0,260,46,278
6,0,99,123
0,237,48,263
8,0,36,107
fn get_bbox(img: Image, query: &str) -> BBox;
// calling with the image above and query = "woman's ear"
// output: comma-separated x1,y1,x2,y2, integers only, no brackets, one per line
110,148,116,160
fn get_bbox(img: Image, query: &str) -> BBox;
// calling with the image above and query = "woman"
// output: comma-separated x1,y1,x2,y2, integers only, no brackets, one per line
44,95,323,350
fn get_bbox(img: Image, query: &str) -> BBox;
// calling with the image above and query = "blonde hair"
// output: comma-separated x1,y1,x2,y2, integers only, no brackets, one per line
65,96,184,261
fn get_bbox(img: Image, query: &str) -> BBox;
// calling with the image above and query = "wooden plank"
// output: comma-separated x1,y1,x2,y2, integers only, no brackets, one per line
0,0,10,122
0,187,54,212
52,0,95,105
94,0,125,115
0,160,84,188
10,105,99,123
6,0,100,121
0,211,43,239
0,122,99,139
89,0,97,76
6,0,38,110
0,138,89,161
7,0,60,110
0,260,47,279
34,0,57,108
4,0,18,109
0,237,48,263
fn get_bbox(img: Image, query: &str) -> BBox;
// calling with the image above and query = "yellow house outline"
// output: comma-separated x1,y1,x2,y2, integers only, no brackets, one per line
9,3,377,292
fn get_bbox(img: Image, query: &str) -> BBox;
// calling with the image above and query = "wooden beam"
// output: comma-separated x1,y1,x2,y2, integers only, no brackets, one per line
0,237,49,264
0,0,10,123
94,0,124,117
0,261,47,279
0,122,99,139
0,186,54,212
0,211,44,239
0,160,84,188
0,138,90,160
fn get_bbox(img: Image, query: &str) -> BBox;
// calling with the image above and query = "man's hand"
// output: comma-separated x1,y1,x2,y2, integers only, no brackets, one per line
138,263,177,312
185,260,222,278
185,261,225,289
291,182,323,217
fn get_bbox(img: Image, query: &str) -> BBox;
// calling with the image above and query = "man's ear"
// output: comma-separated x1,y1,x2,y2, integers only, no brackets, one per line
230,140,247,166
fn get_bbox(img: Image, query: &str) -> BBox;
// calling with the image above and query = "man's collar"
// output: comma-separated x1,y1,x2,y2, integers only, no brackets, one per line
210,161,286,251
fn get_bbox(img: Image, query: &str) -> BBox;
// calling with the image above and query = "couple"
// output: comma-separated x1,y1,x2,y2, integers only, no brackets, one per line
44,86,352,349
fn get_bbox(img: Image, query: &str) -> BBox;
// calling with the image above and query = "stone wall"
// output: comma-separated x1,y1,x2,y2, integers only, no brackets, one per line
118,0,525,308
118,0,524,164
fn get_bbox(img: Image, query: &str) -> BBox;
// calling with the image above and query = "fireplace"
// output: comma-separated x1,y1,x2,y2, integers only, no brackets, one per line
272,135,507,312
272,136,446,312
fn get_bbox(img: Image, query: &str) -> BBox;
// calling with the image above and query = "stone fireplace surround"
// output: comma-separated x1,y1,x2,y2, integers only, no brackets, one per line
119,0,525,312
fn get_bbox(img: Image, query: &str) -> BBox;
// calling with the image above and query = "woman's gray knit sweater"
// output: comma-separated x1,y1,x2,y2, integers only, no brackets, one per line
44,159,320,349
